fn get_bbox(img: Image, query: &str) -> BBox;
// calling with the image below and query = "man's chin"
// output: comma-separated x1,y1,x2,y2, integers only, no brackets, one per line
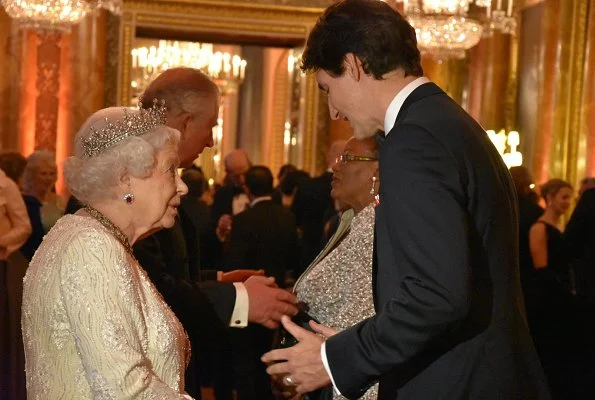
352,128,377,140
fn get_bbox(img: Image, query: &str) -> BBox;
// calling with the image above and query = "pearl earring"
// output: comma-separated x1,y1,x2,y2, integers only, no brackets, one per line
370,176,377,195
123,193,135,204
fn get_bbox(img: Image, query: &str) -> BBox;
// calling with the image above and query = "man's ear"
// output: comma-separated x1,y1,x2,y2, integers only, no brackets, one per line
170,111,192,140
344,53,363,81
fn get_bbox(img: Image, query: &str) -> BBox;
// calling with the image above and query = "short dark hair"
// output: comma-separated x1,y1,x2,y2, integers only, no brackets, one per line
280,170,310,196
301,0,423,79
181,168,207,198
245,166,274,197
0,151,27,183
278,163,297,182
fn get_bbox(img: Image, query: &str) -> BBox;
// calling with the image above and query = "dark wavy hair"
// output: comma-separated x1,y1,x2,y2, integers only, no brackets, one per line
301,0,423,79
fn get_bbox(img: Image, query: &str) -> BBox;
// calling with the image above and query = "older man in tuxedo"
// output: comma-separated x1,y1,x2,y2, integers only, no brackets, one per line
135,67,298,398
263,1,550,399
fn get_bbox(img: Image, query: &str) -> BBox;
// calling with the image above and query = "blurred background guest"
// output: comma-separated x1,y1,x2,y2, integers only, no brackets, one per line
278,169,310,210
527,178,577,399
0,150,30,400
0,165,31,400
272,163,297,205
225,165,297,400
509,166,543,296
20,150,63,260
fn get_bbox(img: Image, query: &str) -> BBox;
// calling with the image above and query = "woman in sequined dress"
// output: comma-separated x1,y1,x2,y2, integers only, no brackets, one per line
292,136,379,400
21,106,193,399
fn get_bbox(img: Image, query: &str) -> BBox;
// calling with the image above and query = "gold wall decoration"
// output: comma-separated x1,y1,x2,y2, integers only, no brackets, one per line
117,0,324,174
517,0,592,187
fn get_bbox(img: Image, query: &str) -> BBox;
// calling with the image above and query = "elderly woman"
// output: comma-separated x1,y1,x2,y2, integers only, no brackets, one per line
287,136,379,400
20,150,63,260
21,105,193,399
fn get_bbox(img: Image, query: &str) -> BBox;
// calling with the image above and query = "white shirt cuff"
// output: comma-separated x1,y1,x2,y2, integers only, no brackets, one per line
230,282,249,328
321,341,342,395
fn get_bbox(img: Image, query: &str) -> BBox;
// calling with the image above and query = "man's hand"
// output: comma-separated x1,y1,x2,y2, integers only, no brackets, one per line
216,214,232,242
244,276,298,329
261,316,332,393
219,269,265,282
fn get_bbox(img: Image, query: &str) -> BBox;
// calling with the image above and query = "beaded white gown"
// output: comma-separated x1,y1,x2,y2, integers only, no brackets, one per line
21,214,192,399
295,204,377,400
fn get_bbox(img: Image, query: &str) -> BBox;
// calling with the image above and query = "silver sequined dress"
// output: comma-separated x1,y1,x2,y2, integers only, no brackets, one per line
21,214,192,399
295,204,377,400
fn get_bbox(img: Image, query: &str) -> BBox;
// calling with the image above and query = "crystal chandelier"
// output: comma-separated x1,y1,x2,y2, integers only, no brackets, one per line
399,0,516,60
0,0,122,32
131,40,247,99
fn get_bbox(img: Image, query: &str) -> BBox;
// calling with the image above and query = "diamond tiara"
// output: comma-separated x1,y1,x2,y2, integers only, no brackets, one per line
81,99,168,158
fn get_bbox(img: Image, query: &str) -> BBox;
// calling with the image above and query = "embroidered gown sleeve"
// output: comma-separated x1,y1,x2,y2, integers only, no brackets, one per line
57,231,190,399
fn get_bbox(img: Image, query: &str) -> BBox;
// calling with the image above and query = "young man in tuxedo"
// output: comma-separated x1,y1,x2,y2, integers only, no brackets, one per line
263,1,550,399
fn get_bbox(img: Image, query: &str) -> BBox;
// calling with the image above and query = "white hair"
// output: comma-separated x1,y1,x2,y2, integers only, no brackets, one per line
22,150,57,194
64,107,180,204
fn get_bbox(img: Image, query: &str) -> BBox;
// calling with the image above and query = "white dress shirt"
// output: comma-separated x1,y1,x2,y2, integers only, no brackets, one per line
320,76,431,395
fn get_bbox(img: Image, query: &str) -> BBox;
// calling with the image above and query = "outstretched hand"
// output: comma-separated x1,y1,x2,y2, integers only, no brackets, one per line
261,316,333,393
244,276,298,329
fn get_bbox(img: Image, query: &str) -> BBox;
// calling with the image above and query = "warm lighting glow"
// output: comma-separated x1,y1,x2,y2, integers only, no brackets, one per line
399,0,516,60
487,129,523,168
1,0,121,31
131,40,247,98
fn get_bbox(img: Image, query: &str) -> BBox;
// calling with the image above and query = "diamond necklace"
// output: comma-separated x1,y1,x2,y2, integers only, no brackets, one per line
84,205,134,256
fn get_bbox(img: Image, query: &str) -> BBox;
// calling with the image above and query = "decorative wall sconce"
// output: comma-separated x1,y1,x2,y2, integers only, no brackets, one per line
486,129,522,168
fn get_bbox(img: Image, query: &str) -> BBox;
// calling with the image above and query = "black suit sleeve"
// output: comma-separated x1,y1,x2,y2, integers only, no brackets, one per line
133,235,237,336
225,214,251,270
565,189,595,257
325,126,472,398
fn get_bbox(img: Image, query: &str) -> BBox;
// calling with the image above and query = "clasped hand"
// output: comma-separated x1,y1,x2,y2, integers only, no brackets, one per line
261,316,337,394
244,276,299,329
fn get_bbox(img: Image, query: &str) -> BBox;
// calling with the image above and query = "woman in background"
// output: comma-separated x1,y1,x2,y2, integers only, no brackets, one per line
0,151,30,400
0,167,31,399
20,151,63,260
528,178,577,399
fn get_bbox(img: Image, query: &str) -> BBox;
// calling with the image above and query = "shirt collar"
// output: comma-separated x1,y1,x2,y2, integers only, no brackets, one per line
250,196,272,207
383,76,430,135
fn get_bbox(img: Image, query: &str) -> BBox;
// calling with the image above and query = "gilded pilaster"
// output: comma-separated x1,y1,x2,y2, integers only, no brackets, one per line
467,33,512,130
421,56,468,107
580,0,595,176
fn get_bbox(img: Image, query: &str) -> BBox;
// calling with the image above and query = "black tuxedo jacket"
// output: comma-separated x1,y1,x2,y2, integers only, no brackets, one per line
291,171,334,273
325,83,550,399
225,199,297,287
133,214,235,346
565,188,595,302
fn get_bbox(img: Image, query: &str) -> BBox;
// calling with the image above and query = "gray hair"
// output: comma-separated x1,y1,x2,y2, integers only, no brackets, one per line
64,107,180,205
140,67,220,116
22,150,57,194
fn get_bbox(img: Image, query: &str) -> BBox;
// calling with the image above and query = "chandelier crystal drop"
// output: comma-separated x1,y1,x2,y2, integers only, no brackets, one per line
399,0,516,60
1,0,122,32
1,0,88,32
130,40,247,98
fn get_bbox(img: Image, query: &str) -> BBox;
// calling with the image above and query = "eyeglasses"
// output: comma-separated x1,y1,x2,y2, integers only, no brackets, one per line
335,154,378,164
